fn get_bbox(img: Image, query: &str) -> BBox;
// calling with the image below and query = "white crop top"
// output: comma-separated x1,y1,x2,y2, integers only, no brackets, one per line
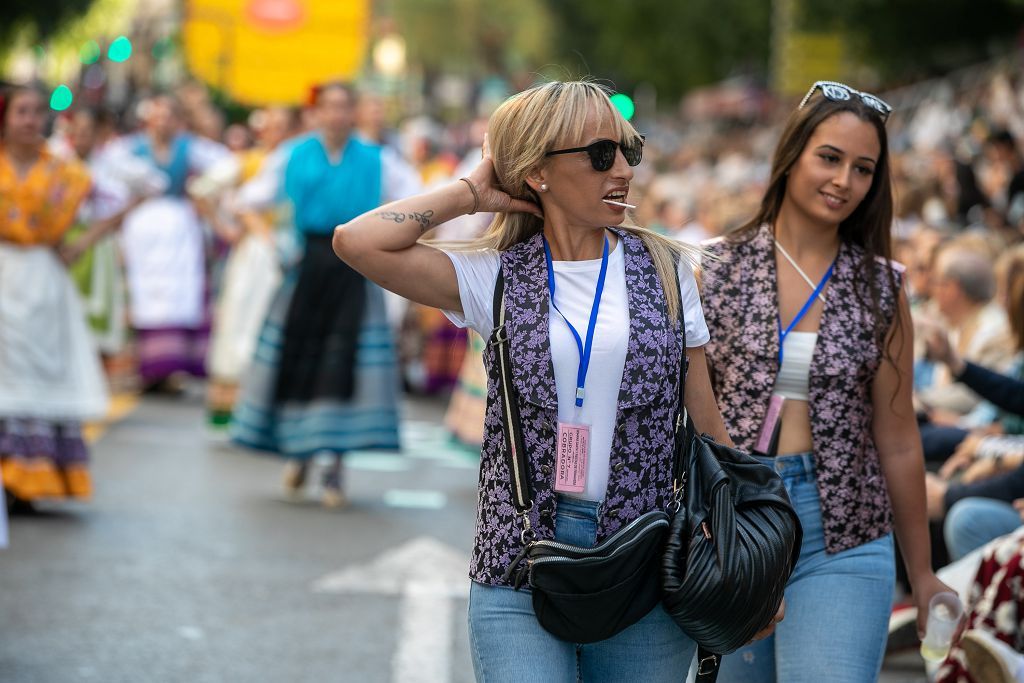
773,331,817,401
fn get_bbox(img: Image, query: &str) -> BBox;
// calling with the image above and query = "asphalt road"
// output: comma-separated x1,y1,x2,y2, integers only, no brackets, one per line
0,390,928,682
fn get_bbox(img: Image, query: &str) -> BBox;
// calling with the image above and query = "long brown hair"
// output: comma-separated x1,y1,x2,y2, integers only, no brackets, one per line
730,92,901,358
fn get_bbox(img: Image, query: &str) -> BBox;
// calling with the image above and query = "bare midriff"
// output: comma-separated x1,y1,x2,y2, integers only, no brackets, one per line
776,398,814,455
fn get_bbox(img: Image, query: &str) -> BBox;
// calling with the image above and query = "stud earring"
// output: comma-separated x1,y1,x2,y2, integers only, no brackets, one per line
540,183,548,192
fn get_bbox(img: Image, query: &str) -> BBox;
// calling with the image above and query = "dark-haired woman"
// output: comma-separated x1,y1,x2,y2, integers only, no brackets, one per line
0,85,106,509
701,82,953,682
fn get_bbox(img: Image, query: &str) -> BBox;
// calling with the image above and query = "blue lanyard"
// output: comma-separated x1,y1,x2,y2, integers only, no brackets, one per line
777,260,835,365
543,235,610,408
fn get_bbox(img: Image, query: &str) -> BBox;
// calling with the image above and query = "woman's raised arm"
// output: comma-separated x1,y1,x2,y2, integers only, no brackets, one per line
332,148,541,313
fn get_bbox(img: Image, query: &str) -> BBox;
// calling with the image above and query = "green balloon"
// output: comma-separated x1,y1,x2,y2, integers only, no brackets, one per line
50,85,73,111
108,36,133,63
610,93,635,121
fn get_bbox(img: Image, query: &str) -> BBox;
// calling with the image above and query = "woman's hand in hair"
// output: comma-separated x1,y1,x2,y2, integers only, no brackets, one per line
462,134,543,219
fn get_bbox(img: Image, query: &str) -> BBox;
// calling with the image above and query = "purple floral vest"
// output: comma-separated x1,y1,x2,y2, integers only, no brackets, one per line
471,230,684,586
701,224,904,554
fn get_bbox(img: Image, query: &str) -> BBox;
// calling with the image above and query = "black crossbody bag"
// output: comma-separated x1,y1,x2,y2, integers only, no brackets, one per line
492,270,670,644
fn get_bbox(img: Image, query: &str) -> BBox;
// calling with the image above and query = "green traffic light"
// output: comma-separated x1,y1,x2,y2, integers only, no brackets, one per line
610,93,635,121
108,36,133,63
50,85,73,111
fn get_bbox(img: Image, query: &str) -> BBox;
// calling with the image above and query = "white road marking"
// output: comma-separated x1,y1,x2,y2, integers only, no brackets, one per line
312,536,470,683
383,489,447,509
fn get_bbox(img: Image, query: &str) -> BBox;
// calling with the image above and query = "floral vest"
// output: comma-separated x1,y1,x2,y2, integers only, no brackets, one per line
701,224,904,554
472,230,684,586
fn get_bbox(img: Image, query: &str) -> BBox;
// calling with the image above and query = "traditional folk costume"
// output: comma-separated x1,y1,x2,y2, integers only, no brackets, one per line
205,148,283,429
66,141,168,358
399,304,467,394
443,331,486,448
0,146,106,503
117,133,228,386
231,136,417,463
436,204,493,447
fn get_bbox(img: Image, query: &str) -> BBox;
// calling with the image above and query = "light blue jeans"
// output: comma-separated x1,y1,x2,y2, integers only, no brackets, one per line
944,497,1022,561
468,495,697,682
717,453,895,683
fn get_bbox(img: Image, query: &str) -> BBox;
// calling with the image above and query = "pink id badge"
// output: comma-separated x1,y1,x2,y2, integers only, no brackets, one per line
554,422,590,493
754,395,786,455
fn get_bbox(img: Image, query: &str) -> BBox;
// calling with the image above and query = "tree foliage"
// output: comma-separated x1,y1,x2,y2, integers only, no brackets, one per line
1,0,97,46
388,0,555,75
545,0,773,99
544,0,1024,99
801,0,1024,81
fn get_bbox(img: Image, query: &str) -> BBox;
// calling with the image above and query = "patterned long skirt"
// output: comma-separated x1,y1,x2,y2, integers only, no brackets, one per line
399,304,467,394
444,332,486,448
205,233,281,427
230,252,400,459
0,244,108,501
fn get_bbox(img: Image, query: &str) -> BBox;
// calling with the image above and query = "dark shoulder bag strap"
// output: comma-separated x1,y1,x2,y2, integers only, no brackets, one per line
671,258,722,683
671,257,690,503
490,268,535,531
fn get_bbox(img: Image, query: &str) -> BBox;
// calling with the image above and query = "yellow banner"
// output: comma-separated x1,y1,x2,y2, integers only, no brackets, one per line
183,0,370,105
775,32,846,97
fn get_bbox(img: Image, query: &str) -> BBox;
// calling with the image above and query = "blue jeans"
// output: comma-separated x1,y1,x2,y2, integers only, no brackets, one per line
468,495,696,682
717,453,895,683
944,497,1022,560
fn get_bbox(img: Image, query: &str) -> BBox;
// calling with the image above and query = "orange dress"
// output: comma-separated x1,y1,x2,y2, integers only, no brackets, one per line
0,145,91,246
0,145,100,502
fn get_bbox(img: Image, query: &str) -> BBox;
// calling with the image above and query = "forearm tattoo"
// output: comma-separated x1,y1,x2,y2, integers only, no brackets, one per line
376,209,436,233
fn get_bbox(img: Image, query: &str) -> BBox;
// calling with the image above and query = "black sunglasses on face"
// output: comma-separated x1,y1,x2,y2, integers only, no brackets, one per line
798,80,892,123
545,136,645,172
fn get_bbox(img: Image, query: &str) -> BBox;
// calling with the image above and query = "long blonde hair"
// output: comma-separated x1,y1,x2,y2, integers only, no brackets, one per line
443,80,700,321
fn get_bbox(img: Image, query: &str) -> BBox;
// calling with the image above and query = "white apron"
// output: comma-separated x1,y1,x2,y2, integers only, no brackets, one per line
207,233,282,380
120,196,205,329
0,243,109,419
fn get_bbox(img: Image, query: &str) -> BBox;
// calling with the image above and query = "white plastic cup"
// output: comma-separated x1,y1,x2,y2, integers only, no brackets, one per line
919,592,964,662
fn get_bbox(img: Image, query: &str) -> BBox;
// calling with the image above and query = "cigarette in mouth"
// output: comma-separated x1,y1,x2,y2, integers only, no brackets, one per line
602,199,636,209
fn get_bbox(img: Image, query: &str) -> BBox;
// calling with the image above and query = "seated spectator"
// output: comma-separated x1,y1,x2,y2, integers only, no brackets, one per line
931,144,990,227
916,243,1016,465
983,130,1024,216
920,251,1024,468
934,529,1024,683
945,495,1024,563
919,244,1014,419
922,264,1024,560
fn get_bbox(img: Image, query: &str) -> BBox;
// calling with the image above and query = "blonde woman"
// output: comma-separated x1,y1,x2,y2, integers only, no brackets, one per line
333,81,776,681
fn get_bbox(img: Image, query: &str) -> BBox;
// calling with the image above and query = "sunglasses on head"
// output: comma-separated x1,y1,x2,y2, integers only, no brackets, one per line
545,135,645,172
798,81,892,123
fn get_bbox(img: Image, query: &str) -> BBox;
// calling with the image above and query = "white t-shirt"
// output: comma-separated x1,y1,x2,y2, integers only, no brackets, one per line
442,236,710,501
